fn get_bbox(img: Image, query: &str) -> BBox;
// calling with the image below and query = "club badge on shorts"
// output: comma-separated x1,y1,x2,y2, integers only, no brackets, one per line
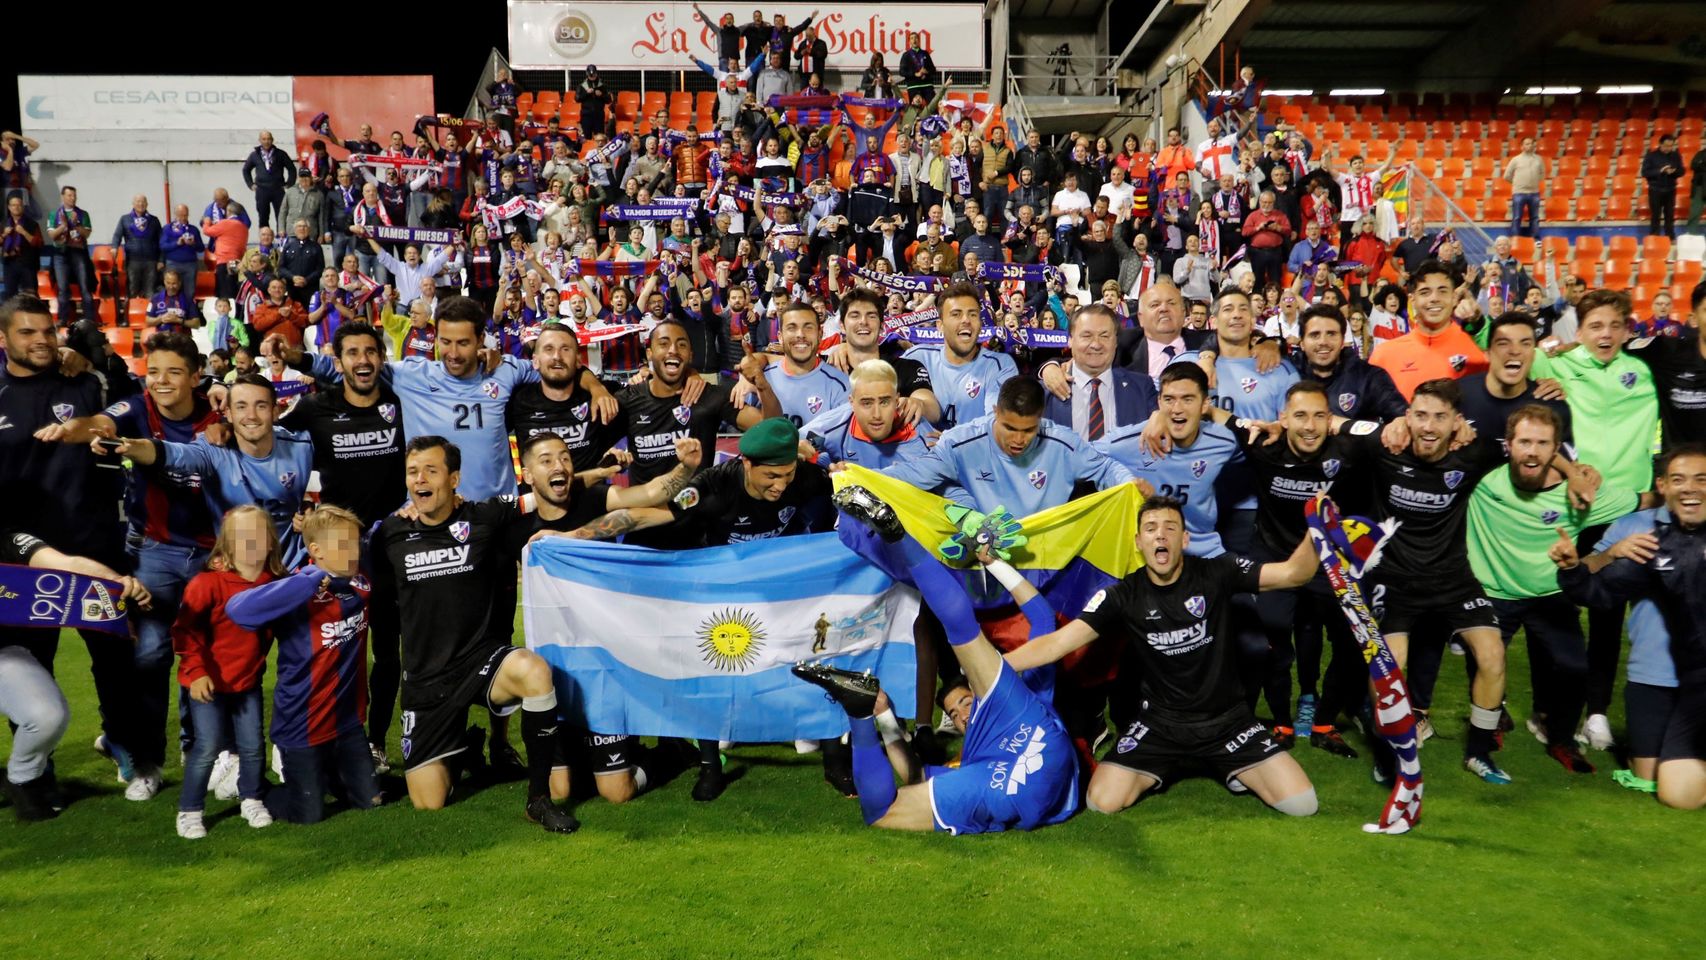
1185,595,1206,618
450,521,471,542
1027,469,1047,489
379,403,397,423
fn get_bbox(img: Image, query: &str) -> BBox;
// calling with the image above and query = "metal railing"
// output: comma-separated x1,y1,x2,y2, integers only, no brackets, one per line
1006,48,1121,99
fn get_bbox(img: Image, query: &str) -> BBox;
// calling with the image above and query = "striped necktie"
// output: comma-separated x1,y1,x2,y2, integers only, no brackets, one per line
1085,376,1105,441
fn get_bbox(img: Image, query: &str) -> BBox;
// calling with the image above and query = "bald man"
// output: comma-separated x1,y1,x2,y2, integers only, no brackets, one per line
243,129,296,229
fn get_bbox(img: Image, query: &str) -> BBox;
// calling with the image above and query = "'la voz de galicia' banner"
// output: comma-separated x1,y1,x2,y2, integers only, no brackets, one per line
508,2,986,72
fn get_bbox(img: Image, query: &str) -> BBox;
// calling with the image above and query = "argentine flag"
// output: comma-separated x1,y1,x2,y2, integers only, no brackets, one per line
523,534,920,742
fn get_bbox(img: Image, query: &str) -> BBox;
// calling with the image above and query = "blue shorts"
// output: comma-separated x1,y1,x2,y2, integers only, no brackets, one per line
927,662,1079,835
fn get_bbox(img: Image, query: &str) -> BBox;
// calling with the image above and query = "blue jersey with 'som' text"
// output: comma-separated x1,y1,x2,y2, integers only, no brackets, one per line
927,660,1079,835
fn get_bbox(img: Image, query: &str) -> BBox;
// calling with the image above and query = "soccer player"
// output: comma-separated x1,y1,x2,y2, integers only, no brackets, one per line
1548,290,1659,752
277,321,407,768
108,374,315,568
1621,280,1706,448
741,302,849,427
227,505,382,824
883,378,1132,517
0,527,152,821
1456,313,1573,459
1096,363,1239,558
616,319,780,488
666,418,835,546
1350,380,1590,782
1369,259,1489,399
1007,496,1322,817
1237,381,1375,753
518,432,716,804
1467,405,1645,773
1553,443,1706,808
802,360,933,469
1294,304,1407,422
505,323,621,474
901,281,1017,430
34,331,220,798
823,287,940,425
371,436,579,833
794,488,1080,834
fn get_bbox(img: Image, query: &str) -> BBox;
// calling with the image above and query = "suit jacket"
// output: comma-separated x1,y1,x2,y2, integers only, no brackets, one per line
1043,366,1159,434
1114,326,1214,373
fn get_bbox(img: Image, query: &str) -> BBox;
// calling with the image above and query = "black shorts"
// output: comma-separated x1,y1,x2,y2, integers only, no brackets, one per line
1625,682,1677,759
549,730,640,776
1100,705,1284,788
399,644,519,773
1659,682,1706,763
1375,578,1498,637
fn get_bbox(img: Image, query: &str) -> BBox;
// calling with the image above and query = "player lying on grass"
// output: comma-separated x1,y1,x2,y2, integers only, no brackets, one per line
793,487,1080,834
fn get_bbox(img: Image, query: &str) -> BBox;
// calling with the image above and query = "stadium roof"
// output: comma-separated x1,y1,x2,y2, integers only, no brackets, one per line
1195,0,1706,92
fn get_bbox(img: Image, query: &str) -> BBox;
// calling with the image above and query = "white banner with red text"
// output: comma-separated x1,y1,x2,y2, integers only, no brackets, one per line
507,1,985,71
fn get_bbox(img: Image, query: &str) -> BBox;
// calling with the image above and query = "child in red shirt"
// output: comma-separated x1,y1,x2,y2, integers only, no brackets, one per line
172,505,284,839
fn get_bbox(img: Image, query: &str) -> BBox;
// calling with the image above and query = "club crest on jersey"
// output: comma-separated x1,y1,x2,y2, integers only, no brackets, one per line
1540,509,1560,525
778,506,796,526
806,395,824,415
107,400,132,417
378,403,397,423
1027,469,1048,489
1323,458,1341,478
1191,459,1208,479
481,380,500,400
1185,595,1206,618
52,403,74,422
963,378,983,399
1619,371,1637,389
1444,470,1464,490
572,402,589,421
1240,376,1258,394
351,575,370,592
1337,392,1357,412
673,404,692,425
1448,354,1468,373
279,471,297,488
450,521,471,542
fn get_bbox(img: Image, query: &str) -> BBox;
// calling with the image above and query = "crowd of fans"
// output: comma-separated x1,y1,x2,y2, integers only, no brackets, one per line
2,21,1706,838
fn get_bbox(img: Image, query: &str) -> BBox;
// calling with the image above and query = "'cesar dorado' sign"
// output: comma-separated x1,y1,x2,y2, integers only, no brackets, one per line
18,75,295,131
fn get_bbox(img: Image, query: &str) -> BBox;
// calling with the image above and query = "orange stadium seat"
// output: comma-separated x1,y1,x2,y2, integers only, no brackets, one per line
1570,256,1600,285
1637,259,1668,286
1675,261,1703,290
1543,195,1573,221
1485,195,1511,222
1576,195,1607,221
1439,157,1466,178
1609,235,1638,259
1461,176,1487,198
1542,236,1570,263
1583,154,1610,177
1615,154,1642,176
1578,175,1606,199
1575,235,1604,260
1553,156,1582,179
1603,258,1635,287
1471,156,1495,178
1460,196,1483,221
1642,235,1672,260
1490,178,1512,199
669,92,692,115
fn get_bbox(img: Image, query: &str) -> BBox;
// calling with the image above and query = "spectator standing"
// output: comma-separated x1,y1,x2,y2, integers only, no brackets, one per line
1642,133,1683,239
1503,137,1545,237
242,130,296,230
1,194,41,297
112,195,162,311
46,186,98,324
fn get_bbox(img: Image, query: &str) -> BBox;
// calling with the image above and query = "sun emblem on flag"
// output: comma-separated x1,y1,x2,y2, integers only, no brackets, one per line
696,607,767,671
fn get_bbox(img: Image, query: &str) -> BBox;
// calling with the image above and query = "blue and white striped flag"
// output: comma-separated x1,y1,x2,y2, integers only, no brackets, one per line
523,534,920,742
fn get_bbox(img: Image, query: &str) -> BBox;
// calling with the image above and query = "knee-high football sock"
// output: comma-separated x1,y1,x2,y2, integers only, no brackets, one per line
849,716,898,825
901,539,980,646
520,693,559,799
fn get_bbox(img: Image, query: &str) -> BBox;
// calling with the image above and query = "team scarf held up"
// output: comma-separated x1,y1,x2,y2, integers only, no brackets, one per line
564,258,659,278
704,179,806,212
1304,493,1422,836
837,256,944,294
0,563,132,636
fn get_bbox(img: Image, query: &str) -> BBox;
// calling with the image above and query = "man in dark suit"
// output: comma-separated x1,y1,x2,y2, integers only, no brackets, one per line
1040,279,1280,403
1041,304,1158,437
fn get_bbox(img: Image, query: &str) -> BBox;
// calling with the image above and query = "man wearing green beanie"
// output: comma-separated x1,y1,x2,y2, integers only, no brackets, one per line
666,417,835,546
